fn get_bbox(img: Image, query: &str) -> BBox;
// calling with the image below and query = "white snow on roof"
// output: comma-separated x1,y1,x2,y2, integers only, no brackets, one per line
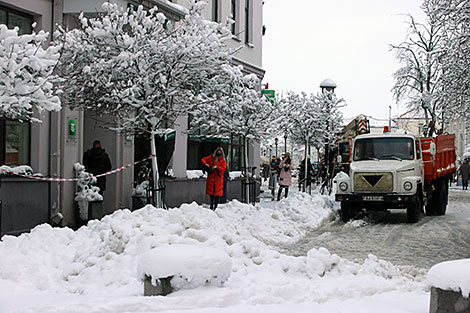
320,78,337,88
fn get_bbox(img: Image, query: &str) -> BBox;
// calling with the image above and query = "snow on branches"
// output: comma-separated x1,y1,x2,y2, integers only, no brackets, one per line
189,64,273,142
276,91,344,149
56,0,233,135
0,25,61,122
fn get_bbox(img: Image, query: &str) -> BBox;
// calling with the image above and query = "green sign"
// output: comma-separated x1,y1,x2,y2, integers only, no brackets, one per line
68,119,77,137
261,89,275,104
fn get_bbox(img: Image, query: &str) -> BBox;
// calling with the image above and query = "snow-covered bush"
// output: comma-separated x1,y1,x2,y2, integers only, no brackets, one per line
74,163,102,221
0,24,61,122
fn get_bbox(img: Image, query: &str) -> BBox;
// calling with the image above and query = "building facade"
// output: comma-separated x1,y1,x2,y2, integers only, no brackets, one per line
0,0,264,233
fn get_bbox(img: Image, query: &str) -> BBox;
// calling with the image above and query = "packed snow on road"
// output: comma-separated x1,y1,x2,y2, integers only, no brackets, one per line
2,188,468,313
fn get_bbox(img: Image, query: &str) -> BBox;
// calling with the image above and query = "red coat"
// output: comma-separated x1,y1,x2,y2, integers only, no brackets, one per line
201,155,227,196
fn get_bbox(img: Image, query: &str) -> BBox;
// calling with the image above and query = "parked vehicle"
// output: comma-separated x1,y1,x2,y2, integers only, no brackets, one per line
334,130,456,223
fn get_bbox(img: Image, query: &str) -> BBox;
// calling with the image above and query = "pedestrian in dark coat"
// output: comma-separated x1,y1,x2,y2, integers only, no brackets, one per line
277,152,294,200
201,147,227,210
83,140,112,194
459,158,470,190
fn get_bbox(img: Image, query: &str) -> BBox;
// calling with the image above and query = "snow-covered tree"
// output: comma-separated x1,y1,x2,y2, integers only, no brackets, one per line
276,91,344,192
391,14,443,136
422,0,470,125
189,64,275,200
0,24,61,122
56,1,233,206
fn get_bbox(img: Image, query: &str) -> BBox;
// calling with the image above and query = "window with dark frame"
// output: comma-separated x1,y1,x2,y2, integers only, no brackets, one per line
0,7,33,166
0,5,33,35
212,0,219,22
245,0,251,44
231,0,237,35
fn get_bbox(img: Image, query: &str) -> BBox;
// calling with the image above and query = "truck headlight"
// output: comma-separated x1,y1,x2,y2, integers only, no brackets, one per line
403,181,413,191
339,182,348,191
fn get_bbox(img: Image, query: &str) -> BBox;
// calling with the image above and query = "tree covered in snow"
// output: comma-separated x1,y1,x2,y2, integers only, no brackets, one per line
189,64,274,178
391,13,443,136
422,0,470,123
0,24,61,122
275,91,344,191
56,1,233,134
56,1,234,205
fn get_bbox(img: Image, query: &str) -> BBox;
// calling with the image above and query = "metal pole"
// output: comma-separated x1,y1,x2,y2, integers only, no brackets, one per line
389,105,392,130
284,134,287,154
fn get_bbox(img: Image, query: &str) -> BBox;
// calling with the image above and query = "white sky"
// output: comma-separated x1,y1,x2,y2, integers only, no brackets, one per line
262,0,426,120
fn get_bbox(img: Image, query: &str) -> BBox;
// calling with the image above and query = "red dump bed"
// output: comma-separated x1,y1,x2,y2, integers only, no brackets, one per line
420,134,456,182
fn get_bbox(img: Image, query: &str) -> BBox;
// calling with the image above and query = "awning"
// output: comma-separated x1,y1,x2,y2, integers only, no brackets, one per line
154,129,176,142
189,135,230,144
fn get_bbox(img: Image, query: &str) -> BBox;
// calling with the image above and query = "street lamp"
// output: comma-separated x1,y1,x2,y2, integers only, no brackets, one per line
319,78,337,190
275,138,278,158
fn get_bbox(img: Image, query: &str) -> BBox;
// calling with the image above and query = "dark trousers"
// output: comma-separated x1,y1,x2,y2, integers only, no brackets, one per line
210,195,220,210
277,185,289,200
463,179,468,190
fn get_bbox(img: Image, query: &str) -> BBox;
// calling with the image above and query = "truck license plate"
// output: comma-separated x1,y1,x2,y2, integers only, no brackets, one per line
362,195,384,201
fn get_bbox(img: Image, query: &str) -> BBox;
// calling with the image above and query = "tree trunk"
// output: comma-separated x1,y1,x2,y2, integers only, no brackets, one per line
150,132,161,208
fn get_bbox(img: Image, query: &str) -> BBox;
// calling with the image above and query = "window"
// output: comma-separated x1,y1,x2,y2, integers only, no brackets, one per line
0,6,33,35
231,0,238,36
0,120,30,166
353,137,415,161
244,0,251,44
212,0,220,22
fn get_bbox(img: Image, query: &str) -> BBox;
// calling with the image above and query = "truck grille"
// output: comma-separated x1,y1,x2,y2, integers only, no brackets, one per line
354,172,393,192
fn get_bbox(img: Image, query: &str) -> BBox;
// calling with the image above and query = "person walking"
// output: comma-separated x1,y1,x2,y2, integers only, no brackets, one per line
459,158,470,190
201,147,227,210
277,152,294,200
83,140,112,195
268,156,279,200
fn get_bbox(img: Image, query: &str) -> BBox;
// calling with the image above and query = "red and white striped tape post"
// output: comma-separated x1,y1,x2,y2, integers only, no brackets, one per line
2,155,156,182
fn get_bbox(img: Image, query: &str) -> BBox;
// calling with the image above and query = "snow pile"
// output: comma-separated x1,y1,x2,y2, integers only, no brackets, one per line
427,259,470,297
138,244,232,290
187,170,206,179
0,193,426,312
229,171,243,179
0,165,33,176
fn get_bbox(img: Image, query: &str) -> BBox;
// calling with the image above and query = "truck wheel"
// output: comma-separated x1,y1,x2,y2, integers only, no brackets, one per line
407,198,420,223
435,180,447,216
340,202,353,222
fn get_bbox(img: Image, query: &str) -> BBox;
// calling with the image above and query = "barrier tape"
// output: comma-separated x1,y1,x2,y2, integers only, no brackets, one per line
2,155,155,182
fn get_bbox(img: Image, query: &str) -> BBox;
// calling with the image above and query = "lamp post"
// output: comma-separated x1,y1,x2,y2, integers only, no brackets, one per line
275,138,278,158
319,78,337,191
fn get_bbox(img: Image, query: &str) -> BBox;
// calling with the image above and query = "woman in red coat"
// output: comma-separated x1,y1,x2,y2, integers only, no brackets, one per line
201,147,227,210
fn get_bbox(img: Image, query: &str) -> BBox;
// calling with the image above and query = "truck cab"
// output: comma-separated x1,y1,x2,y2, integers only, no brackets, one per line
335,132,425,223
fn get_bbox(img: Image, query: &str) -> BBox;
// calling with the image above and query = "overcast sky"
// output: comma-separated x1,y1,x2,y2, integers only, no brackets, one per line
262,0,426,120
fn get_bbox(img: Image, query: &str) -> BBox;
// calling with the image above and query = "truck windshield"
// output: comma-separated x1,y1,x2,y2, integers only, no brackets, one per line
353,137,414,161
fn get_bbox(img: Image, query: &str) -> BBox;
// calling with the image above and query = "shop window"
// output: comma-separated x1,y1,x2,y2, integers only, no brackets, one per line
0,120,30,166
0,6,33,35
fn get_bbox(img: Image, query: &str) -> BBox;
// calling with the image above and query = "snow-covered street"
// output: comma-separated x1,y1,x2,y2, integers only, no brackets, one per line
3,183,468,313
281,187,470,271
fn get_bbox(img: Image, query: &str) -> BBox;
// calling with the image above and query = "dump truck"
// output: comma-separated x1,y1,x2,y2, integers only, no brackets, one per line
334,131,456,223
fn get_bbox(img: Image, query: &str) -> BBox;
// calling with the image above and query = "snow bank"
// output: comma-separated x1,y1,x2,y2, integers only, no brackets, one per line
138,244,232,290
0,193,426,312
427,259,470,297
187,170,206,179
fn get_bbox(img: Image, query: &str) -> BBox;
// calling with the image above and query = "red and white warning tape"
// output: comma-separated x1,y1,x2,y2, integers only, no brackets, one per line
2,155,155,182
